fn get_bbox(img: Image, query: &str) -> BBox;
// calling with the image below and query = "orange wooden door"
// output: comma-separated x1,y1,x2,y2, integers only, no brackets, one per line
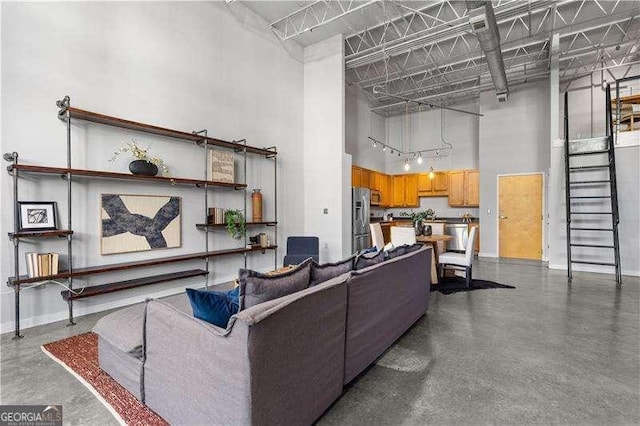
498,174,542,260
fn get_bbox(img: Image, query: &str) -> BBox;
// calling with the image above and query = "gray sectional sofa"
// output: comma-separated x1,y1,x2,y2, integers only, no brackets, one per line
93,245,432,425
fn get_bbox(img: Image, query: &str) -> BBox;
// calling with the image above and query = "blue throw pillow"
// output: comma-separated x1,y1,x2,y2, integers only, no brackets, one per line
186,287,239,328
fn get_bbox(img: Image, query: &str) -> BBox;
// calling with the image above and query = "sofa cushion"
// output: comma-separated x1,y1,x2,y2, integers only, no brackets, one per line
310,256,355,287
354,249,385,270
186,287,239,328
387,243,423,260
239,258,313,309
93,293,191,357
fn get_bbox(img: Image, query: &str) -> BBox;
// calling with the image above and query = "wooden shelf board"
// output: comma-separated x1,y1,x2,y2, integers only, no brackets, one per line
8,230,73,239
7,164,246,189
196,221,277,229
61,269,208,301
65,107,277,157
8,245,277,286
612,94,640,104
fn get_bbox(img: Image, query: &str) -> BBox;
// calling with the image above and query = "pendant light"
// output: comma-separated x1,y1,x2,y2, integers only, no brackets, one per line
417,152,423,164
428,166,435,180
404,159,410,171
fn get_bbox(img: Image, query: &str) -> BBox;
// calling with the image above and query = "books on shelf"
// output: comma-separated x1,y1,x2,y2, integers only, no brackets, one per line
208,149,234,183
25,252,59,278
207,207,226,225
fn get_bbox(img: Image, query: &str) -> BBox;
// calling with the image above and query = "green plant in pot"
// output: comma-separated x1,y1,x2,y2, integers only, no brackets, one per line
225,209,246,240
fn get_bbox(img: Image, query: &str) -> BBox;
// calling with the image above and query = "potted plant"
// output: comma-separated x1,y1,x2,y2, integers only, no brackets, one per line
402,209,436,236
224,209,246,240
109,139,170,177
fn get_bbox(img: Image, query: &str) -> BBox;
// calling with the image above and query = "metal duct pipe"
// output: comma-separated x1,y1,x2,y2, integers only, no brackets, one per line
466,1,509,101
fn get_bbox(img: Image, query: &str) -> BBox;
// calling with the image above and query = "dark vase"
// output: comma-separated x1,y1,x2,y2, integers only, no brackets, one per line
423,225,433,236
129,160,158,176
414,220,424,236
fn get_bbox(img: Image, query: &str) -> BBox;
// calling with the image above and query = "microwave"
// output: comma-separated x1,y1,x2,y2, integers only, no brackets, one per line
370,190,381,206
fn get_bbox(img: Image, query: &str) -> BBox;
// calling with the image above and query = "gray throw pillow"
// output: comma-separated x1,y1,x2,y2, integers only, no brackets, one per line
239,258,313,309
354,249,385,270
310,256,355,287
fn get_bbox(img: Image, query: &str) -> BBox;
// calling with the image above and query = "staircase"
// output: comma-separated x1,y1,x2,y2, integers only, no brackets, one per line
563,84,621,286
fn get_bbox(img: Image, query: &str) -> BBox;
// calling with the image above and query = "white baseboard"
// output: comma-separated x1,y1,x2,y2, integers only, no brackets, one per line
478,252,498,258
0,273,237,335
548,262,640,277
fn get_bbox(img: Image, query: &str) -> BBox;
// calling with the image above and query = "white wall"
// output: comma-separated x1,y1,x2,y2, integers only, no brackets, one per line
0,2,305,333
345,85,386,172
478,80,551,258
303,35,346,262
548,67,640,276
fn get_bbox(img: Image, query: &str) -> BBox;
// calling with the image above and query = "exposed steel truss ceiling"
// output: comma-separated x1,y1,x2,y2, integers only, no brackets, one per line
264,0,640,116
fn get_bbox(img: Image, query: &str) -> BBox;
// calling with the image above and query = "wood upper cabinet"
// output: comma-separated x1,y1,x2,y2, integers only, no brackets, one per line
391,174,419,207
448,171,465,206
417,173,432,194
465,170,479,206
352,166,362,187
360,168,372,189
392,175,405,207
448,169,479,207
404,174,419,207
433,172,448,194
381,174,392,207
417,171,448,197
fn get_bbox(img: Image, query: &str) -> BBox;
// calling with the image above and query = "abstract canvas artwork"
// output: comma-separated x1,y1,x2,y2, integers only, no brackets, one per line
101,194,181,255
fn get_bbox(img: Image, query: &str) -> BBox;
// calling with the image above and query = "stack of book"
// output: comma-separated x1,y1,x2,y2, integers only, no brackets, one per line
208,207,225,225
25,252,59,278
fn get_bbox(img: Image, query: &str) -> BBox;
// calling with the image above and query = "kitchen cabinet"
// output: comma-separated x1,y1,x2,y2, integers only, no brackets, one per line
352,166,362,187
418,171,448,197
448,169,479,207
466,170,479,206
361,168,372,189
448,171,465,206
392,174,419,207
380,174,392,207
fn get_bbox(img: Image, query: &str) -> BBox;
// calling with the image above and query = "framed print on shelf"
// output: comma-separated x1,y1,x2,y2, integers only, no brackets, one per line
18,201,58,231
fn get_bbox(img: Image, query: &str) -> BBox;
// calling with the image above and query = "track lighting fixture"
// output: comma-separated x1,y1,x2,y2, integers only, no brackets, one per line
428,166,435,180
404,159,410,171
382,146,387,152
372,140,377,148
417,152,423,164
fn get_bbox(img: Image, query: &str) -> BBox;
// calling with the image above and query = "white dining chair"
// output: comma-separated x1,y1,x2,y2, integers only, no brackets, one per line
429,222,446,254
390,226,416,247
438,226,477,287
370,223,384,250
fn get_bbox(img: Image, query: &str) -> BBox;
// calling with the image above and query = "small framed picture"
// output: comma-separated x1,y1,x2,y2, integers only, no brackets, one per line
18,202,58,231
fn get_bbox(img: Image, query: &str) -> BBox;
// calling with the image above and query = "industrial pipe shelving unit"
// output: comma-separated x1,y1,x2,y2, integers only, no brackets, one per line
4,96,278,338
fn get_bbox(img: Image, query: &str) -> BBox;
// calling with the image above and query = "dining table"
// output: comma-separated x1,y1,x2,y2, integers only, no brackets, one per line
416,234,454,285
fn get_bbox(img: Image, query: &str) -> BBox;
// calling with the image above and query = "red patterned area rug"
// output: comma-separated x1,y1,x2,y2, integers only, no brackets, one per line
41,332,167,426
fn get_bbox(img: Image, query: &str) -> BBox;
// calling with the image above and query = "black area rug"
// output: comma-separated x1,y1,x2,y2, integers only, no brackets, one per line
431,276,515,294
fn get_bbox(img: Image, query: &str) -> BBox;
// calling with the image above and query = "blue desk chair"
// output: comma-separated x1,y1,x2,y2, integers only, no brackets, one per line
283,236,319,266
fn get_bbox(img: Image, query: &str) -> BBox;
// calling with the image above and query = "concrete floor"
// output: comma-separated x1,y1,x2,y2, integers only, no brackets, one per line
1,259,639,425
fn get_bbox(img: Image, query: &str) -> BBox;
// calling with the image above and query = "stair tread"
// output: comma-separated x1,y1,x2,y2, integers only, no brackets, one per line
570,244,615,248
570,227,614,231
569,180,610,184
568,150,608,156
569,165,610,171
570,196,611,199
570,212,613,215
570,260,616,266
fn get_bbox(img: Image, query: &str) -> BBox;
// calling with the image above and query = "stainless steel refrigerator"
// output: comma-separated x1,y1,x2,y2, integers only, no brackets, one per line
352,187,371,253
